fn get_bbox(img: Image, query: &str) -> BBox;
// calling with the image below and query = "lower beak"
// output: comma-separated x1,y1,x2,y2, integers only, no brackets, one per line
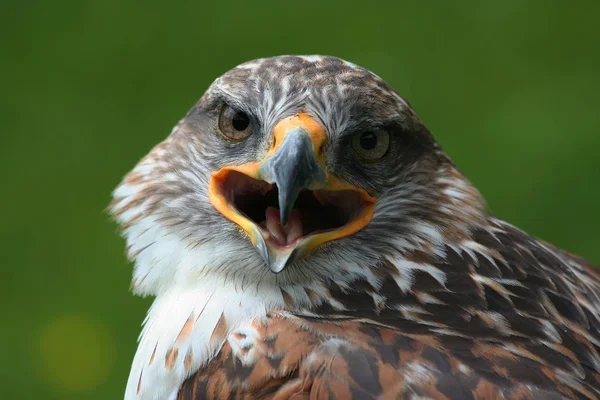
209,113,375,273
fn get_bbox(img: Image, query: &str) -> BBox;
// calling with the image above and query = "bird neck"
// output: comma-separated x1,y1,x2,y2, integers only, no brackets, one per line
125,277,288,399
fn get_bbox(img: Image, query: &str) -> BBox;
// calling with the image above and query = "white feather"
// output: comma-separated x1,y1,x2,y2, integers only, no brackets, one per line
125,275,286,400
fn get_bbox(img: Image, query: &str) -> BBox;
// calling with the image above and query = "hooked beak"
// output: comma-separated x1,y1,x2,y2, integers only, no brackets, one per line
209,113,376,273
259,125,327,225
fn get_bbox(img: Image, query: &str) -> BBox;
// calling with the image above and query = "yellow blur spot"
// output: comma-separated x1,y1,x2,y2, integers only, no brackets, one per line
37,314,115,393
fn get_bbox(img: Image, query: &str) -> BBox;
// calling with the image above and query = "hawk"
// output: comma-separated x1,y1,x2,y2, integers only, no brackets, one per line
110,55,600,400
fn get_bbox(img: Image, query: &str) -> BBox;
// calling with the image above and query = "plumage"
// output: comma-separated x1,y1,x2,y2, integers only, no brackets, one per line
110,55,600,399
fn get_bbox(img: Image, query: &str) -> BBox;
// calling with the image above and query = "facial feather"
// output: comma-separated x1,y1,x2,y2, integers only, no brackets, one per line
110,55,490,399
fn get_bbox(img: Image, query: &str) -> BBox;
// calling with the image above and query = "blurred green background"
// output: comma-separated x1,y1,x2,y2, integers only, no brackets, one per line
1,0,599,398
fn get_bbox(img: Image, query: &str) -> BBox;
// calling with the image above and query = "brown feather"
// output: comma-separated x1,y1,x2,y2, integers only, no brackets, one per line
178,219,600,399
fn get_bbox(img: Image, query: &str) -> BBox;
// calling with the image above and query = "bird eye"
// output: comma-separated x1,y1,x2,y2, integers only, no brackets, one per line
352,129,390,161
218,105,252,141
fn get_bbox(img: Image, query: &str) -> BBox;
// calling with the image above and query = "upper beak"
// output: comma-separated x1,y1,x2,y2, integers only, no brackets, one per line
209,113,375,273
259,125,327,225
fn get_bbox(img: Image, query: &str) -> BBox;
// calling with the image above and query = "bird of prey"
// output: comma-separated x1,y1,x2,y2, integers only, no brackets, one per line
110,55,600,400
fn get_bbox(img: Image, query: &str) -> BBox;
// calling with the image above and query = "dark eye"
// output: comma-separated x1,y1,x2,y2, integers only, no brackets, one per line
352,129,390,161
218,105,252,141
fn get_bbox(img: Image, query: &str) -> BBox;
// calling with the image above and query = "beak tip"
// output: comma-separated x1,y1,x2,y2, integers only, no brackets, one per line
269,263,286,274
254,237,299,274
253,234,289,273
267,254,294,274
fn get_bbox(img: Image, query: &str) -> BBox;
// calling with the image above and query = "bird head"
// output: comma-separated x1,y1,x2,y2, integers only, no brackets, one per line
110,56,485,296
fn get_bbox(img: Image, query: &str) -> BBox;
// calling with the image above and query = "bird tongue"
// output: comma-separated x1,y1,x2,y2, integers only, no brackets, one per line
264,206,303,246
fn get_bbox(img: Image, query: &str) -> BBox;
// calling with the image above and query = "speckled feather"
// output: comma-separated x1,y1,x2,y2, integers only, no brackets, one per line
178,219,600,399
110,56,600,399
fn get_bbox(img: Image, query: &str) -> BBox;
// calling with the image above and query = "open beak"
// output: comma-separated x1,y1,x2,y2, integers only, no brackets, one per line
209,113,376,273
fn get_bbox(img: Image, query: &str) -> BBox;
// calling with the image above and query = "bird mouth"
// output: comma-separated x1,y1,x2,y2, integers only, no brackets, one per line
208,113,376,273
213,170,371,249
